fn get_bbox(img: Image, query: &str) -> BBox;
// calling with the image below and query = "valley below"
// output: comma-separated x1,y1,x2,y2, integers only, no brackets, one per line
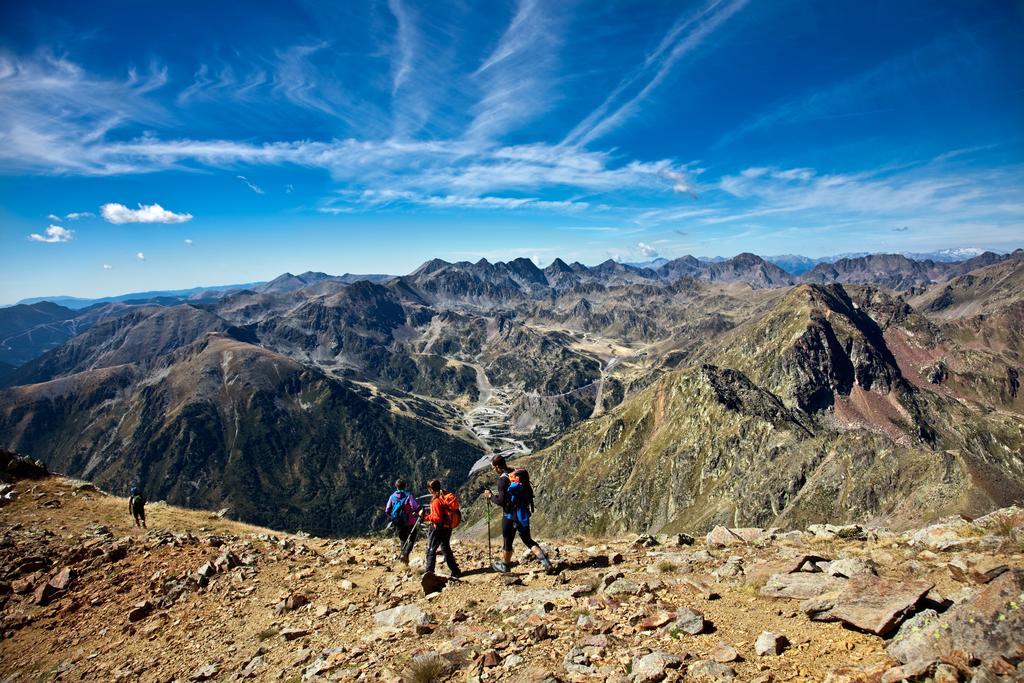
0,250,1022,538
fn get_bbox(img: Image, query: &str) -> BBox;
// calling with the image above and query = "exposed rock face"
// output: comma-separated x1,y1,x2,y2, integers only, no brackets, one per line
886,570,1024,673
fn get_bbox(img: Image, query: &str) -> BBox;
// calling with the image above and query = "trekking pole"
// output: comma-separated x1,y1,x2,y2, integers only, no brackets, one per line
400,516,422,559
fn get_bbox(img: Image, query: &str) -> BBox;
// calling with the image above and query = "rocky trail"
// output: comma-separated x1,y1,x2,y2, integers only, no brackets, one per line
1,473,1023,682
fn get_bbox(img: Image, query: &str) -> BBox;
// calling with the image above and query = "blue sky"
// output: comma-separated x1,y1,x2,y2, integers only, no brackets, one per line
1,0,1022,301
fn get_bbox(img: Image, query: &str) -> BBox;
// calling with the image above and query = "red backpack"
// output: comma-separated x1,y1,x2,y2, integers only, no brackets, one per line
438,491,462,529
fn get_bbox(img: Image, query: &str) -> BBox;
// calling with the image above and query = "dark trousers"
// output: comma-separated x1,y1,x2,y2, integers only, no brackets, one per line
425,526,460,576
131,503,146,528
502,514,535,552
396,521,418,557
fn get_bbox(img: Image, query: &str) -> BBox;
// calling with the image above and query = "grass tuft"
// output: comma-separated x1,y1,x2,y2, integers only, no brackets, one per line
404,653,451,683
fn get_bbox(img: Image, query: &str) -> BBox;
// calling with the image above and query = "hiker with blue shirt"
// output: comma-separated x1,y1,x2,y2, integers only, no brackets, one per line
484,454,554,574
385,479,421,564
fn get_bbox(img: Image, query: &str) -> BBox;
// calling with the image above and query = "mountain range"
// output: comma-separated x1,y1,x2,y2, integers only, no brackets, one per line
1,248,1022,534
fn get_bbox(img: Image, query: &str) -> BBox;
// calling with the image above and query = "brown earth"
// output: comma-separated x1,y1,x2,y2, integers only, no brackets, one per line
2,478,1022,682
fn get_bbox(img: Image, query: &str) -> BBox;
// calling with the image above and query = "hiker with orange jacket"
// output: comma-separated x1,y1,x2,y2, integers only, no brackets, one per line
420,479,462,578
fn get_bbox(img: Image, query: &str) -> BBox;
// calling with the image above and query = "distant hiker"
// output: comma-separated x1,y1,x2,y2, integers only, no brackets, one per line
420,479,462,578
385,478,421,563
128,485,147,528
484,454,553,573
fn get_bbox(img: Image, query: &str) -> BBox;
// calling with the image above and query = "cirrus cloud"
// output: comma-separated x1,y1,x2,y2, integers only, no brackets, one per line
28,225,74,243
101,202,193,224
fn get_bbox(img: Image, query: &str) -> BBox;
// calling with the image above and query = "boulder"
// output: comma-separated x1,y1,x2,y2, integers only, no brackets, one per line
688,660,736,680
825,558,876,579
709,642,739,663
196,562,215,578
373,603,430,628
188,664,219,681
673,607,706,635
48,567,75,591
661,533,695,547
907,516,980,550
640,611,673,630
759,573,845,600
127,600,154,622
213,551,240,571
706,527,745,547
420,572,449,596
633,534,659,548
886,569,1024,670
784,554,830,573
630,651,684,682
32,582,59,606
713,557,744,579
947,558,1008,585
285,593,309,611
497,588,574,611
804,575,934,636
754,631,785,656
680,575,720,600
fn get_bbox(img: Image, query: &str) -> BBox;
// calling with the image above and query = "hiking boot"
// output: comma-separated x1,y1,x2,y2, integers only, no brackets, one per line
398,554,410,565
540,555,556,574
492,561,510,573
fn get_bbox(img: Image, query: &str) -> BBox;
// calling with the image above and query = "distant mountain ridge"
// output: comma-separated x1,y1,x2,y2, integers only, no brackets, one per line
4,250,1019,368
2,244,1023,535
11,248,999,308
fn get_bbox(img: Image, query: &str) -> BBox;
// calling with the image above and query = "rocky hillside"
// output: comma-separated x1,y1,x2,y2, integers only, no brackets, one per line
0,336,482,535
1,251,1022,539
1,475,1021,682
515,283,1024,536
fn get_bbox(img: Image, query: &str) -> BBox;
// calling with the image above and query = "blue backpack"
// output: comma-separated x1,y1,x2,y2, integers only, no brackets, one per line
505,469,534,525
389,491,413,523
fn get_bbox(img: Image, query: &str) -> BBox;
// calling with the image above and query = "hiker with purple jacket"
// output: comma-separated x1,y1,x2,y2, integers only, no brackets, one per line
385,479,421,564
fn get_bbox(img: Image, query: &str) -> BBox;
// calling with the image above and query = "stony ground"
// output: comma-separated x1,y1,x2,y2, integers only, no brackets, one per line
1,477,1022,682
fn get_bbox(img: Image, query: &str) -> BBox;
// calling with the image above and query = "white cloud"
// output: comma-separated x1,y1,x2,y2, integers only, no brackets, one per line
136,252,145,260
237,175,264,194
637,241,658,257
28,225,74,243
65,211,94,220
101,202,193,224
184,238,194,246
466,0,564,140
564,0,748,146
47,213,61,221
102,264,113,269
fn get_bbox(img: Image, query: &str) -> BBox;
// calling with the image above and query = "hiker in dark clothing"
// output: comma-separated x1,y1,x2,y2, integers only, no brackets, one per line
484,454,553,573
420,479,462,578
128,485,146,528
385,478,421,563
